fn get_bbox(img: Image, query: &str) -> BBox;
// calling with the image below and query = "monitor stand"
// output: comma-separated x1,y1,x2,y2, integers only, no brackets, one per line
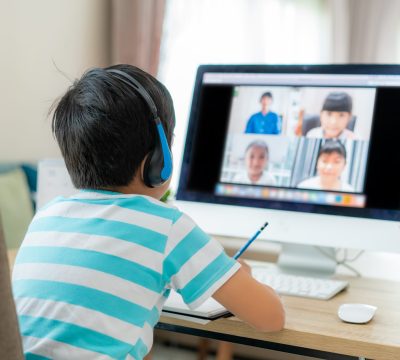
276,243,337,277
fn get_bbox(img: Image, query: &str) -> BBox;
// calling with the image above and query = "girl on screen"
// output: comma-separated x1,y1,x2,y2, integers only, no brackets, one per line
297,140,354,192
233,140,276,186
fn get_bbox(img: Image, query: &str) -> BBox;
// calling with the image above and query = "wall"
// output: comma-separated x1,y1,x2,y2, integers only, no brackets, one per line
0,0,110,162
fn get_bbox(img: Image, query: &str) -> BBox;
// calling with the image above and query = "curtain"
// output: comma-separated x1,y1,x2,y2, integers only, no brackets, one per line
328,0,400,63
290,138,320,187
111,0,166,76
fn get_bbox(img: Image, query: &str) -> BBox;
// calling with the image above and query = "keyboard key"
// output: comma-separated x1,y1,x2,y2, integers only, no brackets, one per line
252,267,348,300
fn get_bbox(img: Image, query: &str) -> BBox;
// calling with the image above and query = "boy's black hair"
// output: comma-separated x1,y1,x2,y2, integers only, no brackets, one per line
51,64,175,189
260,92,273,101
318,140,347,160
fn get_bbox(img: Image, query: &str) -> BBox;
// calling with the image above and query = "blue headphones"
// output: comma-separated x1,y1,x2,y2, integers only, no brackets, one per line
107,69,173,188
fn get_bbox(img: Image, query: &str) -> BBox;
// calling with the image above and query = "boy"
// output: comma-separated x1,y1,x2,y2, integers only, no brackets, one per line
12,65,284,359
233,140,276,185
307,92,355,140
245,92,281,134
298,140,354,192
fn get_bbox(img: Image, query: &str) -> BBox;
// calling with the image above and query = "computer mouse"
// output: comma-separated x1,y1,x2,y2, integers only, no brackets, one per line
338,303,377,324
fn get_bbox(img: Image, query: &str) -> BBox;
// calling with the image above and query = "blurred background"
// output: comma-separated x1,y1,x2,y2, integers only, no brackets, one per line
1,0,400,189
1,1,400,359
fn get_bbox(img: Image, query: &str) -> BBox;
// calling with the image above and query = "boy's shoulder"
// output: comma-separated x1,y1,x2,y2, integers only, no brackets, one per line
306,126,322,138
87,190,181,219
42,190,183,224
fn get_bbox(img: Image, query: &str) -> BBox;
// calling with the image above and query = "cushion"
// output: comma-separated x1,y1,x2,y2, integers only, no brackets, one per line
0,163,37,209
0,168,34,249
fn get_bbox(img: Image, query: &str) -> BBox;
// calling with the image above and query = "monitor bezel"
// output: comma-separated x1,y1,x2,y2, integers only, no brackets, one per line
176,64,400,222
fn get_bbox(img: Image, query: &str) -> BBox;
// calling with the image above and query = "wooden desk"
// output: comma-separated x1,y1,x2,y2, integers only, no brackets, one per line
157,275,400,360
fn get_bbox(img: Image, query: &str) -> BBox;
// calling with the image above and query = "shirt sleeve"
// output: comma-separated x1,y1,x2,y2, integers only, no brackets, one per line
163,212,241,309
276,114,282,134
306,127,321,138
245,116,254,133
272,113,280,134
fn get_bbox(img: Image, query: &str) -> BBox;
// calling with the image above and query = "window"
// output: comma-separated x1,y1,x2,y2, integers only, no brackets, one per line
158,0,329,190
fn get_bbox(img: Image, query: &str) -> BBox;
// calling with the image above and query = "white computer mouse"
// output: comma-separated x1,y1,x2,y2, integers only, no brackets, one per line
338,303,377,324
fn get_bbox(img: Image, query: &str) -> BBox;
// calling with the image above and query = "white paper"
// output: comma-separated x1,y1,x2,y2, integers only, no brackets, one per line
37,159,76,210
163,290,228,319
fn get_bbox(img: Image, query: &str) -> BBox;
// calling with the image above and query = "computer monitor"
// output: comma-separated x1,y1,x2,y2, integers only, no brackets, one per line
176,65,400,275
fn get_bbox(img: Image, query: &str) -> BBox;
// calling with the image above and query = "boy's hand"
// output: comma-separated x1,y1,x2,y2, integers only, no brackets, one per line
237,259,252,275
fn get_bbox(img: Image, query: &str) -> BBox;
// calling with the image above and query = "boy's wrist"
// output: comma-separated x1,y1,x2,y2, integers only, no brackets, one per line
237,259,252,274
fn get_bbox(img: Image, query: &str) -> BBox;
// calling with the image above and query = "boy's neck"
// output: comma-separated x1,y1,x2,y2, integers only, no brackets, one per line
111,185,155,197
105,176,166,200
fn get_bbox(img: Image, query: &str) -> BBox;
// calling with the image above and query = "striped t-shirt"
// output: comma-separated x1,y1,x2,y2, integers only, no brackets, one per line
12,190,240,360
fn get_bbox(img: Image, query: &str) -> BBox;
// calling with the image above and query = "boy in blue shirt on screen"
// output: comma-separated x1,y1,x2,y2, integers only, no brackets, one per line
12,65,284,360
245,92,281,134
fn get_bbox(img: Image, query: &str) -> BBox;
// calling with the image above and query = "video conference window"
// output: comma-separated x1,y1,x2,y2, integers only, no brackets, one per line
292,138,368,193
220,135,298,187
218,85,376,204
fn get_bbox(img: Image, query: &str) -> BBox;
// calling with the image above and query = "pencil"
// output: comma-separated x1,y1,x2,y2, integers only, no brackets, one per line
233,222,269,260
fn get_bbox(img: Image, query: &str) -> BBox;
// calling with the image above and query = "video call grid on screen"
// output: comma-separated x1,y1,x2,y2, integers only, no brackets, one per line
213,75,378,208
177,67,400,220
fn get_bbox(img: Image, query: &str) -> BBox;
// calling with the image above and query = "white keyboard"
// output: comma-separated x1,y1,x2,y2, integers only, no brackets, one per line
252,267,349,300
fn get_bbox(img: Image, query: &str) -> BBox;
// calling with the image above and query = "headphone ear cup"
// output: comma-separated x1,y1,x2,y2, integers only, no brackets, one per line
143,146,165,188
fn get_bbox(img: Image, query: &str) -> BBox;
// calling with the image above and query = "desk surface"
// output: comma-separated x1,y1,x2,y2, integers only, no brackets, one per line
159,274,400,360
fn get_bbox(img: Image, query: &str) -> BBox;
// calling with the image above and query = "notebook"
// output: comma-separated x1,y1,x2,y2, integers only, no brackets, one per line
162,290,230,320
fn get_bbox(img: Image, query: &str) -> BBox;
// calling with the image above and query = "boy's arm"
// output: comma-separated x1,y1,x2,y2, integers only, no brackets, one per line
163,212,284,331
213,261,285,332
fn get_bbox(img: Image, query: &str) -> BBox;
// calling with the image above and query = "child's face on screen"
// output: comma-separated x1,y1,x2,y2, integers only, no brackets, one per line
320,110,352,138
246,146,268,177
317,152,346,180
260,96,272,113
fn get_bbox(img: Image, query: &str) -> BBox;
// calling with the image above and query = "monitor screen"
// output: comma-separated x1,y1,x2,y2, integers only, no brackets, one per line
177,65,400,222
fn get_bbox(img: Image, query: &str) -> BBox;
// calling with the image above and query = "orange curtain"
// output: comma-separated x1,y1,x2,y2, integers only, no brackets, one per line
111,0,166,76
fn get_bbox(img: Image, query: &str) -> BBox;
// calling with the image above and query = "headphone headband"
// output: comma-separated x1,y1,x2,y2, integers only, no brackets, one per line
107,69,158,120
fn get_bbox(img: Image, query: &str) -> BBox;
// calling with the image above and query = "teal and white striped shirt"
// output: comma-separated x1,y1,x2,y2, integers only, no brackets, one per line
12,190,240,359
